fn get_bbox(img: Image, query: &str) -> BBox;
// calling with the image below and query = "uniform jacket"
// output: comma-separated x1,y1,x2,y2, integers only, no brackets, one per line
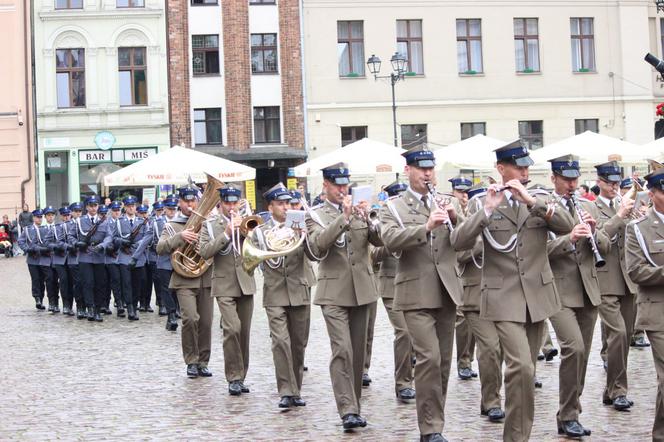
547,197,608,308
156,213,211,289
379,190,463,311
595,197,638,295
456,238,483,312
63,219,79,265
305,200,382,307
48,222,70,266
198,214,255,297
105,215,151,267
252,218,312,307
34,224,55,267
625,210,664,331
370,246,397,300
17,224,42,266
74,214,110,264
450,193,575,323
151,216,173,271
147,215,159,263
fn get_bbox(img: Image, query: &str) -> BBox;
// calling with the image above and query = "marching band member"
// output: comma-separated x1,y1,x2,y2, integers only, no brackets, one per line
546,155,608,438
370,180,416,403
594,161,638,410
451,141,574,442
18,208,46,310
305,163,381,430
625,166,664,441
198,185,256,394
456,182,505,422
157,185,213,378
380,146,463,442
252,183,313,408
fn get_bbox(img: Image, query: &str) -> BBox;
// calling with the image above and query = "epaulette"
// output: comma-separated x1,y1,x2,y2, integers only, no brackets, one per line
387,195,401,201
628,216,648,226
311,203,324,211
468,191,487,201
577,196,591,203
207,213,219,222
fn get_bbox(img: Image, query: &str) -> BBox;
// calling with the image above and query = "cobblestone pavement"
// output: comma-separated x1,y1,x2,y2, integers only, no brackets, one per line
0,255,657,441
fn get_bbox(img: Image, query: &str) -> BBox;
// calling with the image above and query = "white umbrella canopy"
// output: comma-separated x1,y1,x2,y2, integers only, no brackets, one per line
433,135,508,170
103,145,256,186
530,131,645,165
638,137,664,161
293,138,406,177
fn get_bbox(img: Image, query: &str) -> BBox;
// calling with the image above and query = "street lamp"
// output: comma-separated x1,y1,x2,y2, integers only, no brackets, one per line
657,0,664,13
367,52,408,147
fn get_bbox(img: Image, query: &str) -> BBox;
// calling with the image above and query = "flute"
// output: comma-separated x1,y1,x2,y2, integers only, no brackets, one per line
495,180,532,192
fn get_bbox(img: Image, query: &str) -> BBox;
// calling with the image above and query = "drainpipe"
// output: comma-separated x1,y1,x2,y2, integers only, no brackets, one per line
299,0,309,156
20,0,35,208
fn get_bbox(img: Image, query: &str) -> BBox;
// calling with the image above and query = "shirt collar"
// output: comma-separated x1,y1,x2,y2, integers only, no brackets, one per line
325,199,340,212
598,195,614,208
655,209,664,224
407,186,425,201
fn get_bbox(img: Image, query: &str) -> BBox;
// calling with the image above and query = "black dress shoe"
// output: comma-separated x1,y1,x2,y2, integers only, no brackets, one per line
362,373,372,386
537,353,545,360
544,348,559,361
534,377,543,388
613,395,632,411
557,420,585,438
86,307,95,321
48,304,55,312
186,364,198,378
292,396,306,406
145,305,154,313
127,305,139,321
76,308,85,319
239,381,250,393
487,408,505,422
420,433,448,442
228,380,242,395
139,306,147,313
471,369,478,377
303,366,308,371
197,365,212,377
103,307,112,315
166,312,178,331
62,306,70,315
117,307,126,318
342,414,362,430
631,336,650,348
158,305,168,316
356,414,367,427
93,308,103,322
458,367,474,380
278,396,293,408
397,387,416,401
52,305,60,313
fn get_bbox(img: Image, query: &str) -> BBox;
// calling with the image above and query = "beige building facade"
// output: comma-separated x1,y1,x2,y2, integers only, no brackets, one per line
0,0,36,216
303,0,664,188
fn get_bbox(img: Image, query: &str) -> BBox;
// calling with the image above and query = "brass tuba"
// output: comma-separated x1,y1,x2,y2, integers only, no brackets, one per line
171,174,224,278
241,223,306,276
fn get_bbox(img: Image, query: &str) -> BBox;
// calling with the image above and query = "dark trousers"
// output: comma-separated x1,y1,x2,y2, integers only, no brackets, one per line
133,266,146,308
79,262,107,308
107,263,123,308
28,264,44,300
40,266,57,307
54,264,71,308
155,268,176,312
144,261,158,307
68,264,82,308
119,264,133,306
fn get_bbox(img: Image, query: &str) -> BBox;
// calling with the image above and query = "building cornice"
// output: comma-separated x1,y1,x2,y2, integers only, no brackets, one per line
39,8,163,21
304,0,651,7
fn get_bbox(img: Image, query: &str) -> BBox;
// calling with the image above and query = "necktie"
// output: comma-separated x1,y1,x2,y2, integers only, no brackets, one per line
130,219,134,228
566,199,575,216
421,196,429,211
609,200,614,210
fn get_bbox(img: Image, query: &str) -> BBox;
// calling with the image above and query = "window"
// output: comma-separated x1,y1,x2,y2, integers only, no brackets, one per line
118,47,147,106
116,0,144,7
396,20,423,75
571,18,595,72
251,34,278,74
254,107,281,143
575,119,599,134
337,21,365,77
456,19,483,74
460,122,486,140
194,108,222,145
341,126,367,146
191,0,217,4
56,49,85,108
401,124,427,148
514,18,540,72
192,35,220,76
249,0,275,3
518,120,543,150
55,0,82,9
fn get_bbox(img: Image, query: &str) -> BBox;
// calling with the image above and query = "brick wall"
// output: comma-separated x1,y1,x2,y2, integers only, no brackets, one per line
279,0,305,150
167,0,191,147
222,1,252,150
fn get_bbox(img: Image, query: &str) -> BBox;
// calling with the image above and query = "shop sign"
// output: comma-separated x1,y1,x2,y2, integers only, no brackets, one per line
43,137,70,149
80,150,111,163
79,148,157,164
94,131,116,151
125,148,157,162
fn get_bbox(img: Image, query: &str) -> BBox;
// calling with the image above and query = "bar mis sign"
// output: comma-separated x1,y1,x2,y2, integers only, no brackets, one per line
94,131,116,151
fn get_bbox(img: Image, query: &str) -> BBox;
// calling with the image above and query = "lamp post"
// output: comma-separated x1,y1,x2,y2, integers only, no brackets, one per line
366,52,408,147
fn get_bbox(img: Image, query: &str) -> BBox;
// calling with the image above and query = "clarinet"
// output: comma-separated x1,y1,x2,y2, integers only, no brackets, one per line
570,194,606,268
425,182,454,232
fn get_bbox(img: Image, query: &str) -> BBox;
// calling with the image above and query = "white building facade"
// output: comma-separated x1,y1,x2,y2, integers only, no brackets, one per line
34,0,170,206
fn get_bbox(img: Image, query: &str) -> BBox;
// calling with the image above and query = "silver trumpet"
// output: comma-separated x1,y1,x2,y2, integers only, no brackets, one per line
425,181,454,232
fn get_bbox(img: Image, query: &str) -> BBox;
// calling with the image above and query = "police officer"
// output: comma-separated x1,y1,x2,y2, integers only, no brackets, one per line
95,204,114,315
449,175,478,381
370,180,416,403
199,185,256,395
149,201,165,315
157,185,213,378
151,197,178,331
135,204,153,312
51,207,73,315
547,155,608,438
104,201,124,317
451,141,574,442
74,195,109,322
593,163,639,410
66,202,85,318
625,167,664,441
40,206,59,313
18,208,46,310
381,147,463,442
306,163,382,430
253,183,313,408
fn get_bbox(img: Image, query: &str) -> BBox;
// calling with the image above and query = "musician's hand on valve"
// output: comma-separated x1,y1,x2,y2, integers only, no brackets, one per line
570,223,592,243
181,227,198,244
426,207,449,232
506,179,536,207
617,197,635,219
342,195,353,223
